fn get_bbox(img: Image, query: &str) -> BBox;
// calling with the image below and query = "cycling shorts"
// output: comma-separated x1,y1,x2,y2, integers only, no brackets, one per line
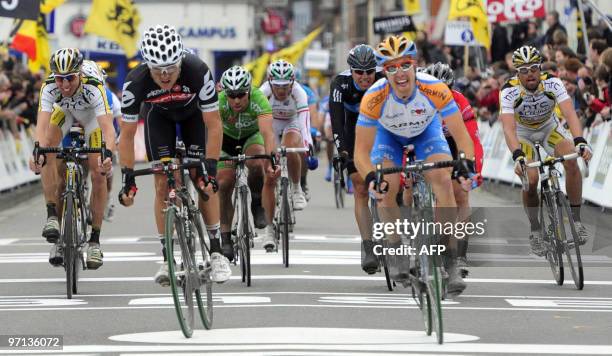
371,117,451,166
52,106,102,149
273,117,310,148
517,115,572,160
218,132,265,170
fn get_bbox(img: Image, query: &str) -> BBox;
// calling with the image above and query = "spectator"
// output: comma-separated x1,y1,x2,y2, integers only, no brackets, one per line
524,21,539,47
504,52,515,72
542,61,559,76
544,11,567,45
589,39,607,68
510,21,527,50
564,57,583,82
491,23,510,63
552,29,568,48
555,45,577,64
587,65,610,122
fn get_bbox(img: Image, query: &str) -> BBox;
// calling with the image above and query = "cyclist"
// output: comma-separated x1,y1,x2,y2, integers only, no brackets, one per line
294,67,319,201
329,44,383,274
499,46,592,256
216,66,277,261
79,60,123,223
30,48,115,269
117,24,231,284
419,62,484,275
354,35,475,294
259,60,311,250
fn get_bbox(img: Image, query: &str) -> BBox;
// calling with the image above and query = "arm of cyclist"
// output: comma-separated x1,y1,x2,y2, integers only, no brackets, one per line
558,98,592,161
354,124,386,200
96,113,115,173
30,110,52,172
257,112,279,176
499,112,526,176
117,120,138,206
328,78,347,154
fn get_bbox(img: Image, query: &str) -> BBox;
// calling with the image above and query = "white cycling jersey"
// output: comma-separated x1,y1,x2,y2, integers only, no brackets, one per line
499,73,570,128
260,81,312,147
39,74,111,125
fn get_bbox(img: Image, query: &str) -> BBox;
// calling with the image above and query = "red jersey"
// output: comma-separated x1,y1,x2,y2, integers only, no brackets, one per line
443,90,484,180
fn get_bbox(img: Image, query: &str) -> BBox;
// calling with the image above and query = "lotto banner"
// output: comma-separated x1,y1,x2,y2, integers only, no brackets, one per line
487,0,546,23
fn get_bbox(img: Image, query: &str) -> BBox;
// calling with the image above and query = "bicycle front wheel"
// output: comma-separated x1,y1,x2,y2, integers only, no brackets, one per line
61,193,77,299
281,178,290,268
542,194,564,285
557,192,584,290
240,187,252,286
165,208,196,338
427,255,444,344
334,170,344,209
191,209,213,329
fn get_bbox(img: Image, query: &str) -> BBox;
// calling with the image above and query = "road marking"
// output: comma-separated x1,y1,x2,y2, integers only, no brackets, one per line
319,296,459,305
2,327,609,354
0,239,18,245
0,298,86,307
506,299,612,308
0,252,157,264
1,275,612,285
128,296,271,305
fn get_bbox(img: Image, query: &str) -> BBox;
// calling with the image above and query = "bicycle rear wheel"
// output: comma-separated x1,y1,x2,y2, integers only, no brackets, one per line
165,208,196,338
380,239,394,291
542,194,564,285
334,170,344,209
557,192,584,290
281,178,290,268
192,209,213,329
61,194,76,299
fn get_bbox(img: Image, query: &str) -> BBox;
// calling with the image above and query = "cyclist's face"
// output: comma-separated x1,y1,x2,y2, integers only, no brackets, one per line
54,73,80,97
226,90,249,112
149,63,181,90
351,68,376,90
271,82,292,101
517,64,541,90
384,58,416,97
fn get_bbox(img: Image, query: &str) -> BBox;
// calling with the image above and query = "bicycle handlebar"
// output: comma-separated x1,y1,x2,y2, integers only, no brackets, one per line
219,154,275,164
34,141,107,157
524,152,580,169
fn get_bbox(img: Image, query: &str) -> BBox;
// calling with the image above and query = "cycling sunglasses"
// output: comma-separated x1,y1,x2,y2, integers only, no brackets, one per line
383,60,415,75
227,90,248,99
351,68,376,75
148,62,181,76
54,73,79,82
517,64,541,75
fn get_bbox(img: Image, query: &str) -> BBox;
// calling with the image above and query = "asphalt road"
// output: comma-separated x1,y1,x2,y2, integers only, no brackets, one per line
1,164,612,355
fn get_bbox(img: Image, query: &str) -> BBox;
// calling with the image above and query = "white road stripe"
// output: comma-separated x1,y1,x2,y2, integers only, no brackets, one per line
1,275,612,285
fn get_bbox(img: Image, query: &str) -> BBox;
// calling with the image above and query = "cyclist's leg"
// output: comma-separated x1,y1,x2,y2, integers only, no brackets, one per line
516,125,542,231
181,111,231,282
281,121,307,209
324,114,333,181
243,133,267,229
84,127,107,269
217,150,237,261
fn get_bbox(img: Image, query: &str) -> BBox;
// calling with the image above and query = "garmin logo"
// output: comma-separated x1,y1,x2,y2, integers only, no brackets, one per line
178,27,236,39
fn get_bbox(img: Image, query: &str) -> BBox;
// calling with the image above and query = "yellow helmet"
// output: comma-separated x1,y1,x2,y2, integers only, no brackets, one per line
50,48,83,75
512,46,542,68
375,35,417,66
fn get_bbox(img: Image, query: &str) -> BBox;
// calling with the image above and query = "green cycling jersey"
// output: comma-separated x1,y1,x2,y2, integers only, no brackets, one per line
219,86,272,140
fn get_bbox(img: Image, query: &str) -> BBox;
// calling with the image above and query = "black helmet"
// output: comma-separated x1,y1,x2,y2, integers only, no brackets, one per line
347,44,377,70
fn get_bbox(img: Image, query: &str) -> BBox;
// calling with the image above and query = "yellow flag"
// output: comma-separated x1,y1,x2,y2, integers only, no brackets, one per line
448,0,490,49
84,0,141,58
270,26,323,64
402,0,421,15
40,0,66,14
244,52,270,87
448,0,488,21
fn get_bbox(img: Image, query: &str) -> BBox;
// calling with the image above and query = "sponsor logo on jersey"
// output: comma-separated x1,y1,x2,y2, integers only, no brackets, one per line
419,86,448,101
199,71,217,102
366,90,386,111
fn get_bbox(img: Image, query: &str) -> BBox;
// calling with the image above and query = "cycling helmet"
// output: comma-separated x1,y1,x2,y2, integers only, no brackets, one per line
221,66,252,91
512,46,542,68
81,60,105,83
421,62,455,86
50,48,83,74
267,60,294,85
140,25,184,67
347,44,377,70
375,35,417,66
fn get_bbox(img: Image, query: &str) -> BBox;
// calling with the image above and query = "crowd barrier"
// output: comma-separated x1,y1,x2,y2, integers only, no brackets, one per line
479,120,612,208
0,128,39,192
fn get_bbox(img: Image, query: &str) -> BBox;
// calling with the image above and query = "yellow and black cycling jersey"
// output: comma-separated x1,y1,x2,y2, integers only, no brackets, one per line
499,72,570,129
